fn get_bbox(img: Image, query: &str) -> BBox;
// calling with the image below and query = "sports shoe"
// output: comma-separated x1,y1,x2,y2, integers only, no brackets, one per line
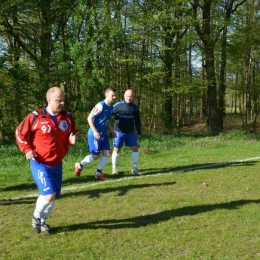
132,167,141,175
41,223,51,234
32,216,41,234
95,172,107,180
112,168,119,175
75,162,82,177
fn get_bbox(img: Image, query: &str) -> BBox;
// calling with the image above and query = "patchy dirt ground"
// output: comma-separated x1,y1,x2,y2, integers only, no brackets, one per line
180,114,258,134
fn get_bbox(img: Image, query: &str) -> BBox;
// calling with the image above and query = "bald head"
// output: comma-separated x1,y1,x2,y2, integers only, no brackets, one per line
46,87,64,101
124,89,134,104
46,87,65,114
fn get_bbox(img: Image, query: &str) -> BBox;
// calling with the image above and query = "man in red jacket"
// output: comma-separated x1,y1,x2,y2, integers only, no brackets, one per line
15,87,77,234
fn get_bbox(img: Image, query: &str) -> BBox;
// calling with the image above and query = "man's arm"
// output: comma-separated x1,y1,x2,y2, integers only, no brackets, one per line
135,107,142,135
87,112,100,140
87,103,103,140
68,113,77,145
107,122,117,138
15,113,35,158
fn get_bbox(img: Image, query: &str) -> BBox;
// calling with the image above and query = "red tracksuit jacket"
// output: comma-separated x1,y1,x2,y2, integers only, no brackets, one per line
15,107,77,167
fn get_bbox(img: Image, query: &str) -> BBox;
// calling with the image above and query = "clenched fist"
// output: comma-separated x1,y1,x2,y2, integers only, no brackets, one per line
69,132,77,145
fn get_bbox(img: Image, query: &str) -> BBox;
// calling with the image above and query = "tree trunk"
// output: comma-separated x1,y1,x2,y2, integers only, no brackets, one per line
204,47,220,132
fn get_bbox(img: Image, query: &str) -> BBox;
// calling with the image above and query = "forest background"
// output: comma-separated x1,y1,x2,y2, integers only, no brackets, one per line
0,0,260,144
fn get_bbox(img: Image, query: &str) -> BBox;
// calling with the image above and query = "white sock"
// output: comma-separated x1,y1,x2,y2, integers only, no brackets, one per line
132,151,139,168
81,155,95,166
112,152,119,169
41,201,55,223
97,156,109,171
33,195,52,219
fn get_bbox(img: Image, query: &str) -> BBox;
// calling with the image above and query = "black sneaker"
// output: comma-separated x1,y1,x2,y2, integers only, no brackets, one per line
32,216,41,234
41,223,51,234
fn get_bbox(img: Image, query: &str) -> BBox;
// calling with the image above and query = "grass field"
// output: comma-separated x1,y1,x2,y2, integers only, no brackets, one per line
1,130,260,259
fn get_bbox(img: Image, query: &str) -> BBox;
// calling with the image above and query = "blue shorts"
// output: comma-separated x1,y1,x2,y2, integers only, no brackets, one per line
113,131,138,148
88,134,110,155
30,159,62,198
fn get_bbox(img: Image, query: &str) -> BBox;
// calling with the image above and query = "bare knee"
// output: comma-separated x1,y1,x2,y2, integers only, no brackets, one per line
113,147,120,153
102,150,110,157
44,193,56,202
131,146,138,152
92,154,100,160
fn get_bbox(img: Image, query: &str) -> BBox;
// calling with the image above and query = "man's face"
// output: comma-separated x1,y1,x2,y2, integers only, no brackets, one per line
124,91,134,103
48,91,65,113
106,90,116,105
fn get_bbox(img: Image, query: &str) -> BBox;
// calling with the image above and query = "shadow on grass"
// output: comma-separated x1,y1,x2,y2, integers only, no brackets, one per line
0,175,98,192
0,197,36,205
61,181,176,199
0,183,37,192
0,181,176,205
53,199,260,232
0,159,258,193
143,160,258,176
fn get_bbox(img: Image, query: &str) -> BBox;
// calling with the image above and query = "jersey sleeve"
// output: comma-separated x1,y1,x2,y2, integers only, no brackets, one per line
135,107,142,135
90,103,103,116
112,102,119,114
71,117,77,135
68,113,77,145
15,113,35,154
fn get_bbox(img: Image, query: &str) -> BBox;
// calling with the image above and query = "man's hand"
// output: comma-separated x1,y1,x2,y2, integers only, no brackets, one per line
69,132,77,145
94,131,100,140
25,150,36,160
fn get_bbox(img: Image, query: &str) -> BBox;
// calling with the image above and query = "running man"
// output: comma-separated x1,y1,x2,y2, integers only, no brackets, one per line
111,89,142,175
75,87,117,180
15,87,77,234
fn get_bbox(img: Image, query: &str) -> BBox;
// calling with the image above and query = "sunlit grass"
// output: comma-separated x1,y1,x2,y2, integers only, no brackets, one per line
1,130,260,259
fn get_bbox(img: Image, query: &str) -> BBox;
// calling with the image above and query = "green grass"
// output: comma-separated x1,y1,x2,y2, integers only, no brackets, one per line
1,130,260,259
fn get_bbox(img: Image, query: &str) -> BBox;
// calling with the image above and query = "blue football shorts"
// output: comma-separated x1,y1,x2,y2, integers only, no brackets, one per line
88,134,110,155
113,131,138,148
30,159,62,198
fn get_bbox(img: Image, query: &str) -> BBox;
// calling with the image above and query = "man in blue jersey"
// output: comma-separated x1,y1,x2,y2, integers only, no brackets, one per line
111,89,142,175
75,87,117,180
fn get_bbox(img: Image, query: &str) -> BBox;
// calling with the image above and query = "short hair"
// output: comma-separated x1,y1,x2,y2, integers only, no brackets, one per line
105,86,116,94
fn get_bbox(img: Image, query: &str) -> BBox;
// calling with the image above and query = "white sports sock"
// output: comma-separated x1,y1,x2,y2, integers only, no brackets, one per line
33,195,52,219
41,201,55,222
97,156,109,171
132,151,139,168
81,155,95,166
112,152,119,169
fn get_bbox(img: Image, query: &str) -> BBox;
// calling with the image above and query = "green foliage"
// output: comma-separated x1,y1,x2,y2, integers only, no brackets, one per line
0,0,258,141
